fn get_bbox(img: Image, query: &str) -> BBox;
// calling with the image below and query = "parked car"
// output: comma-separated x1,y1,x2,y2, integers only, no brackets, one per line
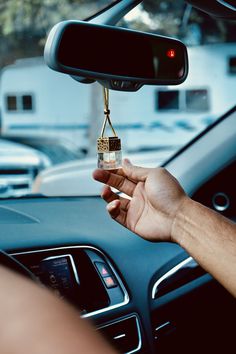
0,138,51,198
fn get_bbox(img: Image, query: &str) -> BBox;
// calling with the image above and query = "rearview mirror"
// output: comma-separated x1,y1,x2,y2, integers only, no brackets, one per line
45,21,188,91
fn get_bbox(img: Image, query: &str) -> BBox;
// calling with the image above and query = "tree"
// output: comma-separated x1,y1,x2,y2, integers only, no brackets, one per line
0,0,102,67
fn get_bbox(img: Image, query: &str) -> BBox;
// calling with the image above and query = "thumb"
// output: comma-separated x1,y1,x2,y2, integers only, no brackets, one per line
122,158,151,182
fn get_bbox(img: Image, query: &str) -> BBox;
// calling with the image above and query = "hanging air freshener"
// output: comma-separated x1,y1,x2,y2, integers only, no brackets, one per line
97,87,122,169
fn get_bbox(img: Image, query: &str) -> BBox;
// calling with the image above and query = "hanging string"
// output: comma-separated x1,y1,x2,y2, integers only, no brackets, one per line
100,87,117,138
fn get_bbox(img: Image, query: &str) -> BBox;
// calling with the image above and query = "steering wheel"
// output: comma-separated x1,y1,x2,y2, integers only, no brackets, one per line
0,250,36,281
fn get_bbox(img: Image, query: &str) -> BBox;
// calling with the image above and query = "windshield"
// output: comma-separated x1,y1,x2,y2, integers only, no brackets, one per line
0,0,235,198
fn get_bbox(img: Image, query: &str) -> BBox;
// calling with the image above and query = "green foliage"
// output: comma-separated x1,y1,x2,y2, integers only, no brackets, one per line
0,0,90,36
0,0,101,67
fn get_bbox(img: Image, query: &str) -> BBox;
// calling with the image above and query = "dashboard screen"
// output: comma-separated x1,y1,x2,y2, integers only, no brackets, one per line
39,256,78,300
16,249,115,314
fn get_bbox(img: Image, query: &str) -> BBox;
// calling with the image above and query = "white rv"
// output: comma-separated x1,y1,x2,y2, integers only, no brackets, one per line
1,43,236,153
0,57,91,151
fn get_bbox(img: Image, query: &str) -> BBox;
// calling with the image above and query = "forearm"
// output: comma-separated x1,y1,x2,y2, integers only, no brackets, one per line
172,197,236,297
0,266,117,354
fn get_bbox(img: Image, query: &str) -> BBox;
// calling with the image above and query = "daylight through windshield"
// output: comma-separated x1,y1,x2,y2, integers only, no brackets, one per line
0,0,235,198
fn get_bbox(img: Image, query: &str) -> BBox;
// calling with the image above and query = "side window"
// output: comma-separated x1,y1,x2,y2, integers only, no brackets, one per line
22,95,33,111
228,57,236,74
156,90,179,111
156,88,209,112
6,95,17,111
186,89,209,111
5,94,34,112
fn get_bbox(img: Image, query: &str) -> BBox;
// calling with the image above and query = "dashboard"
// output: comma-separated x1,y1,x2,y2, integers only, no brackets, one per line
0,167,235,354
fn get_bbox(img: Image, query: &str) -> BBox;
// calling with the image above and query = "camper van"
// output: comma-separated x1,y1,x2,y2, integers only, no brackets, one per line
1,43,236,154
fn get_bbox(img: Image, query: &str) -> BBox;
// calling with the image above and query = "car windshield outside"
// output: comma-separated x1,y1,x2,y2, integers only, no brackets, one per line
0,0,235,198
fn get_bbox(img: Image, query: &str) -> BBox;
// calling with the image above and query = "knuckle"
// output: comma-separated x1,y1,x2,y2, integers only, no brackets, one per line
116,177,125,190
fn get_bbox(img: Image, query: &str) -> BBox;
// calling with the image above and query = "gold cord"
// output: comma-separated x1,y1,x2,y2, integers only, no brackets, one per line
100,87,117,138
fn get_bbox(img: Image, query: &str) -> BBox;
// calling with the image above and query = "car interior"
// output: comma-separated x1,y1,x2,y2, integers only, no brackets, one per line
0,1,236,353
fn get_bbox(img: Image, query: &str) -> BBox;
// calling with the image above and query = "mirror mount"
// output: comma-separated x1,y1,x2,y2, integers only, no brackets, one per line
97,79,142,92
87,0,143,26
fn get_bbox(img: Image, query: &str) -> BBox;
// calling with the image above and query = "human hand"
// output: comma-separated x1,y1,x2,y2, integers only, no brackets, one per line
93,159,188,242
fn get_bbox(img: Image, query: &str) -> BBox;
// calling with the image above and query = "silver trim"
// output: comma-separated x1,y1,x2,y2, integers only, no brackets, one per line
155,321,171,333
97,315,142,354
216,0,236,11
151,256,194,299
11,245,129,318
212,192,230,212
154,321,171,340
114,334,126,340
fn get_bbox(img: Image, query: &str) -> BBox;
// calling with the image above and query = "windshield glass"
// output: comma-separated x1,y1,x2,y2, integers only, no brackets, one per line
0,0,235,198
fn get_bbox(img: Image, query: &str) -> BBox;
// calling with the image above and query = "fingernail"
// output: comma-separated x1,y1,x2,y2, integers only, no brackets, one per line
108,201,117,209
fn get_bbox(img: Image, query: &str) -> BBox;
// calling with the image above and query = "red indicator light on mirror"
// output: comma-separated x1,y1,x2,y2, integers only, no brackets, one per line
167,49,176,58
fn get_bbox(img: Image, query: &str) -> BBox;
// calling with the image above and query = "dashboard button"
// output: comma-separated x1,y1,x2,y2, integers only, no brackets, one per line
103,276,117,288
95,262,111,278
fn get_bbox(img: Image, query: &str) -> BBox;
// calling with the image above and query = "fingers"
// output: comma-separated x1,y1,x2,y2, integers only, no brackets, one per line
122,159,151,182
101,186,129,227
93,168,136,197
106,199,127,226
93,158,152,196
101,185,130,211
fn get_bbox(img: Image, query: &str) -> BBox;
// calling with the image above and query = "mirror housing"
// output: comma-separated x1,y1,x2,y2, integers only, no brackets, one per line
44,21,188,91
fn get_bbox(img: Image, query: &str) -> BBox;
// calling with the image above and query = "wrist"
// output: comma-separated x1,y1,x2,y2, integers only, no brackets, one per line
171,196,194,245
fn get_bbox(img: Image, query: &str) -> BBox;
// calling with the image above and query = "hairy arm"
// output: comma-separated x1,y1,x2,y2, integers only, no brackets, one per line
93,159,236,298
173,197,236,297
